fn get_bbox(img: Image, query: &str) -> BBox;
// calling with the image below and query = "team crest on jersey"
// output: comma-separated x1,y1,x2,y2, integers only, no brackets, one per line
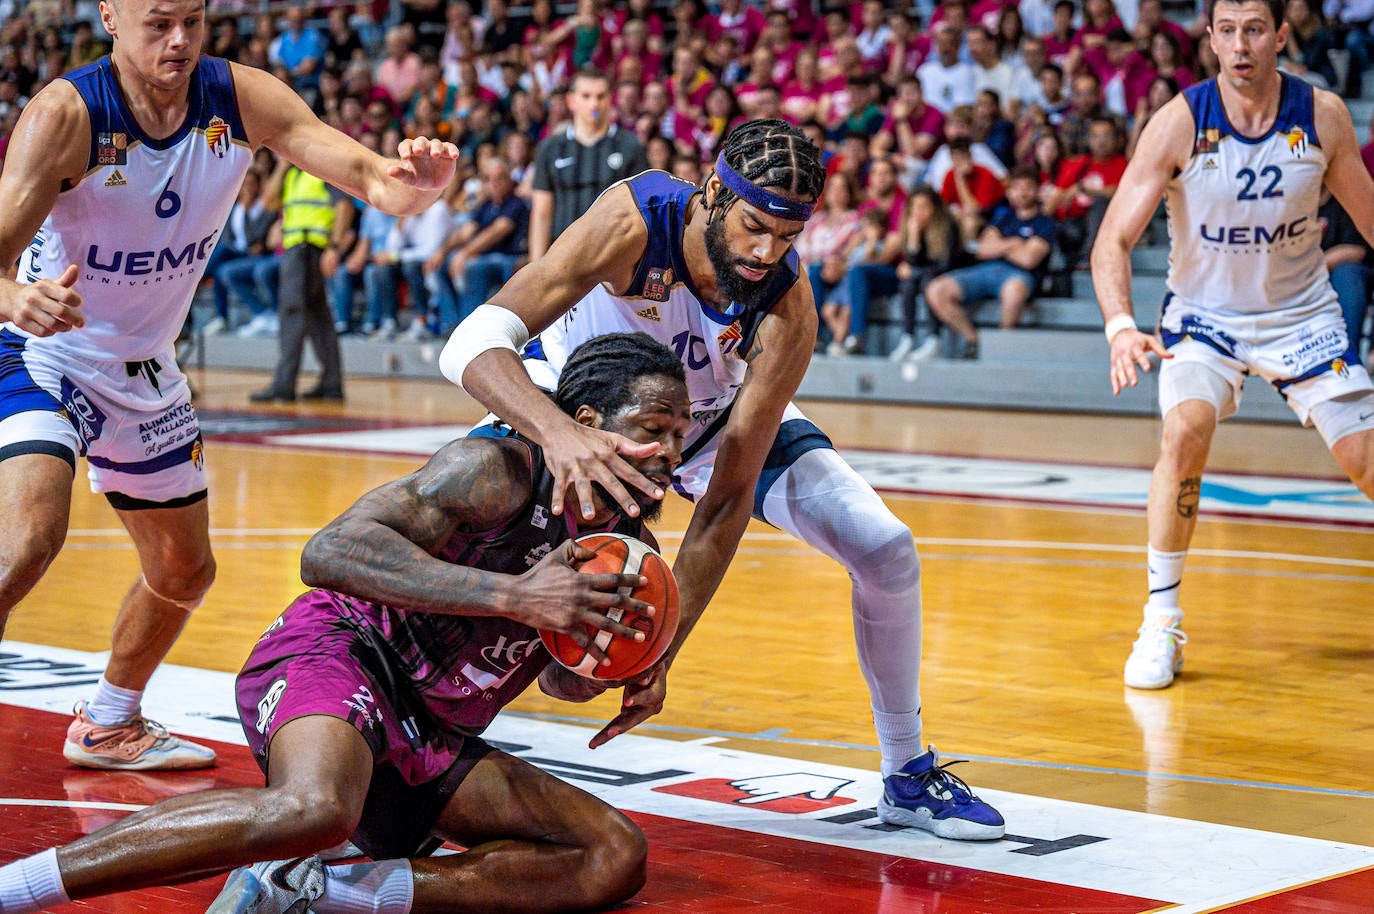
103,169,127,187
636,305,661,321
205,115,231,158
96,132,127,166
1286,126,1309,158
642,266,673,302
1332,357,1350,378
717,320,743,354
191,435,205,470
1194,127,1220,155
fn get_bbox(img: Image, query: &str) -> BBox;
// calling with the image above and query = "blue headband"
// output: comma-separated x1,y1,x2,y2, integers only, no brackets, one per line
714,153,814,222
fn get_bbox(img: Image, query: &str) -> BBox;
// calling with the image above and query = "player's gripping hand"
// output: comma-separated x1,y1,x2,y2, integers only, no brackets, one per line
513,539,655,664
388,135,460,190
544,419,665,520
1,264,83,336
1109,327,1171,396
589,661,667,749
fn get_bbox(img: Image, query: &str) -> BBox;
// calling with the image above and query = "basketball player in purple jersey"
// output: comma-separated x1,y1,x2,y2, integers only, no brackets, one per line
0,0,458,771
0,333,691,914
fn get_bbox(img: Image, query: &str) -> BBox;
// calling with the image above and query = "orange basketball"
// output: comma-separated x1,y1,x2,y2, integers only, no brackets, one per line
539,533,680,680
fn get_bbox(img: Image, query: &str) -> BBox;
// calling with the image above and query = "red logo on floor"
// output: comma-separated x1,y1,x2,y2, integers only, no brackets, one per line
655,773,856,814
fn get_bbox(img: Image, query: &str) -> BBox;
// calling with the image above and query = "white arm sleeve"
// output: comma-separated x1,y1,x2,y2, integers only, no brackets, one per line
438,304,533,393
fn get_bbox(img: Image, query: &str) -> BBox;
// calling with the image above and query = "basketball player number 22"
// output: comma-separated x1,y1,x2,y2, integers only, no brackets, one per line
1235,166,1283,201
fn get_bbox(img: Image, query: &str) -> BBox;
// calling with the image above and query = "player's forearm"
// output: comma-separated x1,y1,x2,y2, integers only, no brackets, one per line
302,521,515,616
662,463,761,664
1090,232,1135,320
456,348,573,445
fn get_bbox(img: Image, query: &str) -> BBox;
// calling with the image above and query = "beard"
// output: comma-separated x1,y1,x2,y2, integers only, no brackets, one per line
704,212,782,308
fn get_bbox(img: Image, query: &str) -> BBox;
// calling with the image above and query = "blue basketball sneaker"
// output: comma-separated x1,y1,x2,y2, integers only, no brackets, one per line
877,747,1005,840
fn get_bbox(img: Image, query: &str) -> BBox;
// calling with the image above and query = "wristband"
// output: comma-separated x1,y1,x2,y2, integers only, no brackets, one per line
1104,314,1137,343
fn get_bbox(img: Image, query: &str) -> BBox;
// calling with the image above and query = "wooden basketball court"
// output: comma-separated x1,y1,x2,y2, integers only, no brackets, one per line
3,366,1372,913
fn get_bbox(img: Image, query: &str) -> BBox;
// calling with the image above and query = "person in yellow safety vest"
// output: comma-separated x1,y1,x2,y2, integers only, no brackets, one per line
251,160,356,402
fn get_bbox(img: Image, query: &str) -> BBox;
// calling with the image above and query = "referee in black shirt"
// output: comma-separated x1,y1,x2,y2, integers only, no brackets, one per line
529,66,650,262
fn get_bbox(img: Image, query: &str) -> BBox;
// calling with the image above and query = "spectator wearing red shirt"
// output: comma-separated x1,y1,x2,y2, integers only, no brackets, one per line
1082,28,1158,119
859,154,909,234
1043,0,1079,66
855,0,892,72
666,45,716,119
759,9,803,83
703,0,767,54
940,137,1006,242
873,76,945,180
1146,30,1195,92
612,20,662,87
883,11,929,88
1049,115,1126,272
1132,0,1194,65
779,47,825,123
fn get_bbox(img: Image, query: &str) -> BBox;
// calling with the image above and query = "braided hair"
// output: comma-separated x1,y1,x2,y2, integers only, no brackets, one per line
708,118,827,223
554,332,686,419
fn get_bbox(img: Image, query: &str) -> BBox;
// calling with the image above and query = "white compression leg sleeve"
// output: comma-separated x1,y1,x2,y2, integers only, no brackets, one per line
757,448,923,774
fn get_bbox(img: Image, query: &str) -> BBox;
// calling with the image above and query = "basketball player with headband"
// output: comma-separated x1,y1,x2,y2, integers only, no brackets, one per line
443,118,1006,840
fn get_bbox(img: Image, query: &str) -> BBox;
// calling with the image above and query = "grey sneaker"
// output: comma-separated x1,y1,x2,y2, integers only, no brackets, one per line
205,856,325,914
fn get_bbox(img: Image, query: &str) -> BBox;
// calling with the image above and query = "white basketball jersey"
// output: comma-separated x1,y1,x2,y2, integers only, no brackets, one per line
13,56,253,361
527,172,801,459
1164,76,1331,316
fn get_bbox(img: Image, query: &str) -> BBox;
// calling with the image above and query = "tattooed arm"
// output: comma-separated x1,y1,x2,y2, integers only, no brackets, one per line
301,437,651,638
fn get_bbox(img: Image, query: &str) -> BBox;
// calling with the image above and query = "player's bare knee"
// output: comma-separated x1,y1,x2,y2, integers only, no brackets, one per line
586,813,647,906
0,530,67,609
263,784,360,851
142,553,216,610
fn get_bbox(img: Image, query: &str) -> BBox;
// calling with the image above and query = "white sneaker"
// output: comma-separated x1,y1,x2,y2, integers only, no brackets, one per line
1124,612,1187,689
842,334,862,354
368,318,397,341
906,336,940,362
826,340,847,357
205,857,325,914
403,319,433,341
888,334,914,361
201,316,228,336
235,314,277,339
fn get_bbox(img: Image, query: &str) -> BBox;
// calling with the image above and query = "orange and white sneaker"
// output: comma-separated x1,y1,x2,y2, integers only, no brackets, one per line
63,701,216,770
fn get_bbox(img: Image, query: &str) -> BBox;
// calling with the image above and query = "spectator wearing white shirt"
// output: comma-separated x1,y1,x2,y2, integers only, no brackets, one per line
918,24,978,112
968,25,1018,113
922,105,1008,194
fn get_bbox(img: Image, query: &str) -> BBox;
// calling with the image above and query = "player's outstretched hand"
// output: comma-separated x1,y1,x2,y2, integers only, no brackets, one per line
516,539,655,664
589,662,667,749
1109,327,1171,396
1,264,83,336
388,135,460,190
544,420,665,520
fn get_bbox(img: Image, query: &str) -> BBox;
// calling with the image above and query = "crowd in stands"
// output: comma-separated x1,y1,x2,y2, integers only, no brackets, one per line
3,0,1374,364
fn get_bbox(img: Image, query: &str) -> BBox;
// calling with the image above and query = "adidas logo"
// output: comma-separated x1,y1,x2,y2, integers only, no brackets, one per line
104,169,127,187
636,305,660,322
1203,158,1218,170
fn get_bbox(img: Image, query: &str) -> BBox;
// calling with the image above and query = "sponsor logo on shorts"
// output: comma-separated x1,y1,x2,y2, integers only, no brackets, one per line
59,377,106,443
256,678,286,734
524,542,553,567
343,684,379,729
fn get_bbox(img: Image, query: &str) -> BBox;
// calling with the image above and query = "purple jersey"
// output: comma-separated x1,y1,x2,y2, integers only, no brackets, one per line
235,439,644,856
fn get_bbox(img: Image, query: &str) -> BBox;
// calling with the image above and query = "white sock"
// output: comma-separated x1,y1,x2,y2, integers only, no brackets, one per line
84,676,143,726
1145,545,1187,616
0,849,71,914
873,708,922,778
316,859,414,914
